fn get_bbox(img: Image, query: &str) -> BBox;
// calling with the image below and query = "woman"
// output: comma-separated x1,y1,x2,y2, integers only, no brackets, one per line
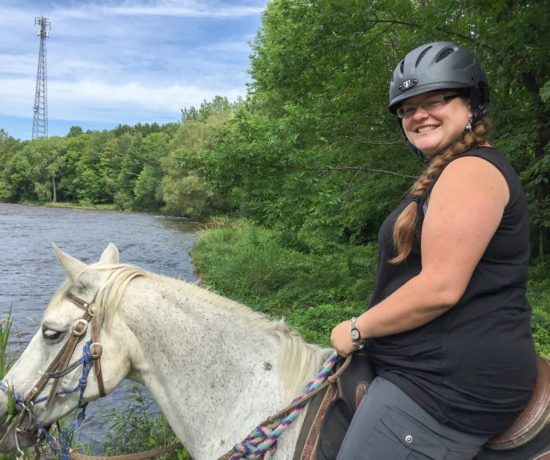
331,41,538,459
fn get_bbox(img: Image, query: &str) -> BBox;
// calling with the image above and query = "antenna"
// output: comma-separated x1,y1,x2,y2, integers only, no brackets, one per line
32,16,51,140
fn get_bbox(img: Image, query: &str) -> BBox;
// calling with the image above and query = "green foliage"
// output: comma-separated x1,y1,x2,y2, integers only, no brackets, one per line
181,95,237,122
159,105,237,217
100,383,188,459
193,219,550,352
0,313,12,381
0,313,46,459
528,259,550,356
0,312,16,430
542,80,550,107
192,219,377,345
182,0,549,254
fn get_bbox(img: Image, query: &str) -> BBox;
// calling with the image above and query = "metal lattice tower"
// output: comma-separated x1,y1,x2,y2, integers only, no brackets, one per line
32,16,51,140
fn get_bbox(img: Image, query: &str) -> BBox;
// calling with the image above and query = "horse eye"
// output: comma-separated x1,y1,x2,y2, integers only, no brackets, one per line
42,326,64,342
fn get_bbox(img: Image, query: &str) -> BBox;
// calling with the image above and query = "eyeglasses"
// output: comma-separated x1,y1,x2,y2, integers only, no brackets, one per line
396,94,460,119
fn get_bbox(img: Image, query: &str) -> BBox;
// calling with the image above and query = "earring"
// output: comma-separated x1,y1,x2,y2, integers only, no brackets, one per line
465,116,473,132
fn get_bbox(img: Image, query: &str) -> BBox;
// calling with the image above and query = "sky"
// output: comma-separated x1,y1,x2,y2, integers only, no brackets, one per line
0,0,268,141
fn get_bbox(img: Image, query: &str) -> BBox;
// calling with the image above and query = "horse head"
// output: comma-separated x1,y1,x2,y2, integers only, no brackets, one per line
0,243,135,453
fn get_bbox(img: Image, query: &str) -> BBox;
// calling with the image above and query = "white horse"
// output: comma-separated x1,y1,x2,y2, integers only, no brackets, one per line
0,243,332,459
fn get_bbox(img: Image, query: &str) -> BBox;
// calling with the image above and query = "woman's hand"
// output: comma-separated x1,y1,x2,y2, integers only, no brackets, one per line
331,320,356,357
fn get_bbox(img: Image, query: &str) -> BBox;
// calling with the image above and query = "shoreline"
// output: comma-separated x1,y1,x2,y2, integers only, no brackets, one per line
2,200,201,222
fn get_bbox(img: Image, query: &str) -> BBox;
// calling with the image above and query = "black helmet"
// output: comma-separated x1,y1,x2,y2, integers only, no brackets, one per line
389,41,489,123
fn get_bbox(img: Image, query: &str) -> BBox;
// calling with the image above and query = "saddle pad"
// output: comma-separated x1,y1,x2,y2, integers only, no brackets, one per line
293,383,339,460
316,397,354,460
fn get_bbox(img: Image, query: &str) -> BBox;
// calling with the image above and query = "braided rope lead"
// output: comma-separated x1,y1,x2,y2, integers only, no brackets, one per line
228,352,342,460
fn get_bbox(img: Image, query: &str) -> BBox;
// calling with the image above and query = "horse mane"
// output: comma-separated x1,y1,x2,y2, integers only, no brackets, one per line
51,262,333,399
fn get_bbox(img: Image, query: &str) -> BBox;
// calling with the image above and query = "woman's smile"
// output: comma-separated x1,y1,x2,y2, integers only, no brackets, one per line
402,91,471,156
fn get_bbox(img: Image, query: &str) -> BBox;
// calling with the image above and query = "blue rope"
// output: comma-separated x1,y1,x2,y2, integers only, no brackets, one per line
0,339,95,459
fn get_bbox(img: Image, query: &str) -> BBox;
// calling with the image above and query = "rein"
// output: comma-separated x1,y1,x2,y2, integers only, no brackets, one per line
218,352,351,460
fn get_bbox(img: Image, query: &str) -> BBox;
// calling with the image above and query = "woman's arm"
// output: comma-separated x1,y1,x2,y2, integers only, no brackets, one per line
331,156,510,356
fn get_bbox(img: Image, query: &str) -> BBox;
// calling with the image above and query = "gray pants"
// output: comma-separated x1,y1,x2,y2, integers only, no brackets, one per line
336,377,490,460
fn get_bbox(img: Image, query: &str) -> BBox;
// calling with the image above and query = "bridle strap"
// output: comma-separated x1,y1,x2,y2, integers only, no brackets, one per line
66,292,106,398
23,292,106,408
90,315,105,398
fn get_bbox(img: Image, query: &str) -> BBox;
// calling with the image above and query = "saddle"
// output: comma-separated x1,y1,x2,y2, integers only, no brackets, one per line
294,353,550,460
485,356,550,450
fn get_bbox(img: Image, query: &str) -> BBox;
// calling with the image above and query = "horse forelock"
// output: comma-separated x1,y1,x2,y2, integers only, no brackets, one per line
47,263,146,330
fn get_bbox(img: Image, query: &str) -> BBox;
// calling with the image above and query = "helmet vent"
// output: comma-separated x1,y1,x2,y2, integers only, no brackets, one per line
436,47,454,62
399,59,405,73
415,46,432,68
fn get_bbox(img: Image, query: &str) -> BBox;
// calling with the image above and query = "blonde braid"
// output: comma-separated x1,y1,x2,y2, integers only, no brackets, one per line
390,118,492,264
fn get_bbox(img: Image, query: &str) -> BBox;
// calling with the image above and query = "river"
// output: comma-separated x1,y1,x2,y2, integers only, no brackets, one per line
0,202,201,453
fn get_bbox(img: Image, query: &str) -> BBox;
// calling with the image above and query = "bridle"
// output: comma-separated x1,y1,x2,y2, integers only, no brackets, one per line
2,290,184,460
24,292,106,408
1,291,106,458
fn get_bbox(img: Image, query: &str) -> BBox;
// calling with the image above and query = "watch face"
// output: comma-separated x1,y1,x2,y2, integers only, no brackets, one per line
351,328,360,341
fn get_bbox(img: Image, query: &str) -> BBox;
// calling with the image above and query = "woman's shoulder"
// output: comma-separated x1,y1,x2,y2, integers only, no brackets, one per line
453,146,521,186
455,146,515,172
436,152,509,202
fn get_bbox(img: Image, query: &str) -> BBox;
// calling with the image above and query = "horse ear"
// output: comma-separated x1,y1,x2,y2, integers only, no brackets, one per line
51,243,88,283
99,243,119,264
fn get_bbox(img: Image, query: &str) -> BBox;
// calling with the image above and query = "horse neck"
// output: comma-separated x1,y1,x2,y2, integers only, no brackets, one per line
120,275,322,459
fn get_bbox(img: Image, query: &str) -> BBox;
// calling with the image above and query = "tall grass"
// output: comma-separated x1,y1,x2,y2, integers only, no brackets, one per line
100,383,187,459
528,258,550,356
192,218,550,352
0,312,33,460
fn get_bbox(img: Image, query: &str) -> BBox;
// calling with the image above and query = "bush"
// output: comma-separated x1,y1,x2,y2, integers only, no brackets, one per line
192,219,378,345
528,258,550,356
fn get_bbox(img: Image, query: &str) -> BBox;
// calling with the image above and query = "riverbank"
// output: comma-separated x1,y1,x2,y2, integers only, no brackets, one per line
17,199,119,211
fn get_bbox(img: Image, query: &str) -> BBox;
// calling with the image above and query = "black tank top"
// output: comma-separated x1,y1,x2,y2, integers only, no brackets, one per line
366,147,537,435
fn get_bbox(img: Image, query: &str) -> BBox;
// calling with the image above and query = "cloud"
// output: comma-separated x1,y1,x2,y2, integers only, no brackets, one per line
0,76,244,122
0,0,265,138
48,79,244,121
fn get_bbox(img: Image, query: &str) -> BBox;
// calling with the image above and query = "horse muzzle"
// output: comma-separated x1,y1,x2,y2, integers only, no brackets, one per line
0,406,48,454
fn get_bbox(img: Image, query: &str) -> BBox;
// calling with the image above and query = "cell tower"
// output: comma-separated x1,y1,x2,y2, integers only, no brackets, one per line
32,16,51,140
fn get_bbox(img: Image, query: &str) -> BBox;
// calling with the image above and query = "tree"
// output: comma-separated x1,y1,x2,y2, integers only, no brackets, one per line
67,126,83,138
160,107,235,217
132,132,170,211
195,0,550,254
0,133,23,200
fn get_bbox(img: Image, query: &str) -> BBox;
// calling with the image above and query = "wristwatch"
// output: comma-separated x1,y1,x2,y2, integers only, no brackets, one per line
350,316,365,350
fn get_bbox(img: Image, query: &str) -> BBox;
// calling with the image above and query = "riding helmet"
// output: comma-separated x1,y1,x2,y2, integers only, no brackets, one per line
388,41,490,123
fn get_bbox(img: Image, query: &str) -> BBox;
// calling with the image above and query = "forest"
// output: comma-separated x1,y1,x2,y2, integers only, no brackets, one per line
1,0,549,347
